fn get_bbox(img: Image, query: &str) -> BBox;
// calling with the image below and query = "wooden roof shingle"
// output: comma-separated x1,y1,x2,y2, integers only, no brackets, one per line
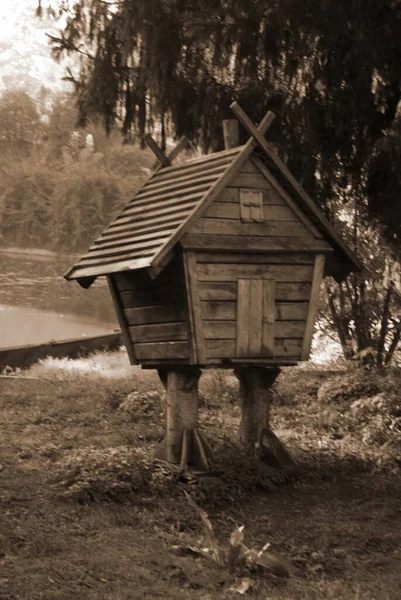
64,146,242,283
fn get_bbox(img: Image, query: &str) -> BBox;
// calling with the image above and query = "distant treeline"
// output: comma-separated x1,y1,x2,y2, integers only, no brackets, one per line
0,91,153,252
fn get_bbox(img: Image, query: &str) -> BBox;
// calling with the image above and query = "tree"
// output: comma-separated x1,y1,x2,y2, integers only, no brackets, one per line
0,90,44,158
43,1,401,219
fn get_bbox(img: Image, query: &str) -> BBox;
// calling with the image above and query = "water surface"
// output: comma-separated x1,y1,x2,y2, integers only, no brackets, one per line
0,249,117,348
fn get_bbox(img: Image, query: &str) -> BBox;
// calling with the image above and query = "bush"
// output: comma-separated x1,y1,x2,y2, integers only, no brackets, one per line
53,446,154,503
317,369,381,404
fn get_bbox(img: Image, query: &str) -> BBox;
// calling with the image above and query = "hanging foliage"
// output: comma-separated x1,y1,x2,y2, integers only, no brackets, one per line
41,0,401,222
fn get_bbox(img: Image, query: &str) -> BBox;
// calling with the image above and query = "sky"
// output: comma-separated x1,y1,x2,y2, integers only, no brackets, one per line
0,0,74,99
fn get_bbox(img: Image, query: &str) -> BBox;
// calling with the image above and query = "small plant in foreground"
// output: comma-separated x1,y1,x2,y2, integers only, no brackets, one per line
172,490,291,589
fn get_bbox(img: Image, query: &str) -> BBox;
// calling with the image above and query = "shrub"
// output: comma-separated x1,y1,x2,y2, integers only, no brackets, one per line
53,446,154,502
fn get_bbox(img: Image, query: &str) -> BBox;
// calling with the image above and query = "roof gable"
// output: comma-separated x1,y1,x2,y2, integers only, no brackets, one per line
65,105,362,285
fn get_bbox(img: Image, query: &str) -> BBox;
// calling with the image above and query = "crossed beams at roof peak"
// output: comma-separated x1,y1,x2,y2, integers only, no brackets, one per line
230,101,276,149
144,134,190,172
144,102,276,170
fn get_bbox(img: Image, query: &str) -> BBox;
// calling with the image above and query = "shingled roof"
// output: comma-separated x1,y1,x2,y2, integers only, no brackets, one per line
64,146,243,283
65,104,363,286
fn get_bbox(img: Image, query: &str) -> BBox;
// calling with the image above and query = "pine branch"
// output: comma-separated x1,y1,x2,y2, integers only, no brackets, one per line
46,34,95,61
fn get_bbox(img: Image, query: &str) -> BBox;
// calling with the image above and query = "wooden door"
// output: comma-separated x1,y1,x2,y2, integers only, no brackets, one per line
236,278,275,358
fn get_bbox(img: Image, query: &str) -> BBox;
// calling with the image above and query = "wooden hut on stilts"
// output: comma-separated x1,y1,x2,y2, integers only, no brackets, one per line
64,103,362,470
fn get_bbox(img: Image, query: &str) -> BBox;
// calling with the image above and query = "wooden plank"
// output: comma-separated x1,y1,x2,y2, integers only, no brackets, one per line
152,157,236,185
101,211,191,238
218,188,239,203
203,320,305,339
125,304,187,326
181,234,332,253
231,103,362,273
249,279,263,355
114,259,180,291
263,205,303,221
141,170,221,194
134,341,189,360
252,157,323,238
107,275,137,364
240,160,260,174
230,172,273,189
201,301,308,321
151,111,276,270
236,279,251,357
144,134,171,167
262,279,275,356
199,281,312,302
219,187,285,205
276,303,308,320
135,173,219,200
194,252,315,265
203,202,240,219
129,322,187,343
88,228,176,254
206,338,302,359
120,286,185,308
152,135,190,173
301,254,325,360
191,217,313,238
197,263,314,282
183,251,206,363
66,257,152,280
122,186,207,211
116,199,198,225
223,119,240,149
79,238,165,263
239,190,251,221
156,146,241,175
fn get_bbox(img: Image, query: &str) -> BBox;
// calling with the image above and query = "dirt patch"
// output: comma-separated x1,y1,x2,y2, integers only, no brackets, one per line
0,363,400,599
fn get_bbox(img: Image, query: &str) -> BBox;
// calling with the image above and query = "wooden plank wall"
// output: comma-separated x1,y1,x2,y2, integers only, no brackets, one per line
182,160,332,254
184,158,328,364
195,252,313,362
113,255,191,363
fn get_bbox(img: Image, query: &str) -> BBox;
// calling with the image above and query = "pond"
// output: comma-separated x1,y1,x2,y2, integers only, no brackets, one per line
0,248,118,348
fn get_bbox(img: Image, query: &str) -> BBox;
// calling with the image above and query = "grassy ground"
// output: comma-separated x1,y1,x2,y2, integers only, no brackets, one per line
0,352,400,600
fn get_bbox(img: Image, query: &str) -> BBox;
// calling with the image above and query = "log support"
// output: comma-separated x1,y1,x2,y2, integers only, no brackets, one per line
234,367,296,470
156,367,213,470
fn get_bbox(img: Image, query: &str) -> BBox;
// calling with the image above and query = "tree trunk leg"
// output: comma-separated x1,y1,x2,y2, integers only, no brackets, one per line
155,368,213,469
235,367,296,470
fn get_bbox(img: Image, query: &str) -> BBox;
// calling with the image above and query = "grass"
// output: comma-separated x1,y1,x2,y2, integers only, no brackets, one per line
0,351,400,599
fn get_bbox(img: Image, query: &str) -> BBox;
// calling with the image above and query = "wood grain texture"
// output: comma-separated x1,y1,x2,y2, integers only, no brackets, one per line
195,252,316,265
107,275,137,364
151,110,276,270
120,286,185,308
197,263,314,282
206,339,302,359
249,279,264,355
201,301,308,321
125,304,187,326
251,157,323,238
134,341,190,360
191,217,313,238
198,281,312,302
236,279,251,357
135,173,220,199
230,173,273,189
129,322,187,342
262,279,275,356
183,251,206,363
301,254,326,360
203,320,305,339
181,234,332,253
